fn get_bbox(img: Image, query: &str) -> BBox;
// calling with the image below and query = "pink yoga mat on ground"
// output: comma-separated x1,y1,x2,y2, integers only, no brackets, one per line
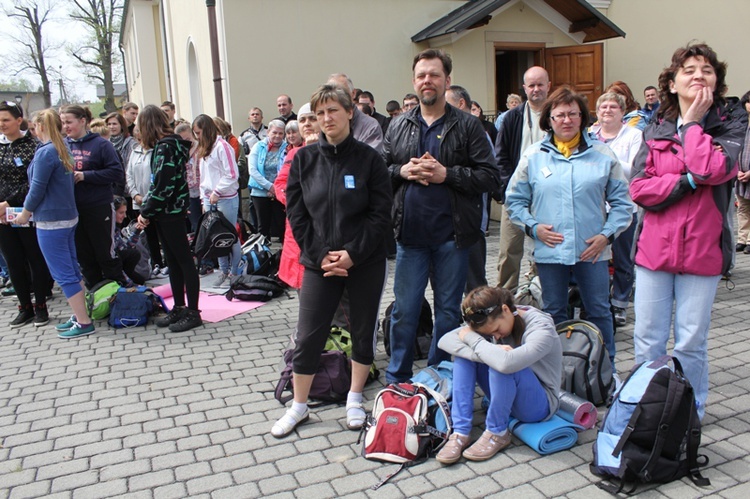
152,284,265,323
557,390,597,430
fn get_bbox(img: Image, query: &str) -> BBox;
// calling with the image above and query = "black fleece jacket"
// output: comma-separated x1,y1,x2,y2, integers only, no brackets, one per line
286,133,393,270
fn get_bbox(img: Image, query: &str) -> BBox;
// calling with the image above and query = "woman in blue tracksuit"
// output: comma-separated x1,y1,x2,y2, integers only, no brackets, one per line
15,109,95,339
505,87,632,368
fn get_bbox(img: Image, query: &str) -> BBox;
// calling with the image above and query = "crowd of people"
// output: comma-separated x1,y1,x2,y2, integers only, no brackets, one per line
0,42,745,457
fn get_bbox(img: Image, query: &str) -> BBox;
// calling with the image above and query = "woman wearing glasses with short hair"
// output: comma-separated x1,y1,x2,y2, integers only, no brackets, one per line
505,87,632,370
436,286,561,463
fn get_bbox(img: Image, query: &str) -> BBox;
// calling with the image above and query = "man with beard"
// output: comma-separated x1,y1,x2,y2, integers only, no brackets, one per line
383,49,499,383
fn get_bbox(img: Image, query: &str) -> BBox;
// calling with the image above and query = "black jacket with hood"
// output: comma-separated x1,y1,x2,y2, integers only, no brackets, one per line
140,135,192,219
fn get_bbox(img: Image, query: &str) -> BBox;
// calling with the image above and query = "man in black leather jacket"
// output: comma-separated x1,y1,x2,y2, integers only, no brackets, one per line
383,48,499,383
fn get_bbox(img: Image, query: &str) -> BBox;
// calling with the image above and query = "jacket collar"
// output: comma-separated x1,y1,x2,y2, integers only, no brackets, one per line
404,102,458,128
318,131,356,156
540,130,593,157
649,101,731,141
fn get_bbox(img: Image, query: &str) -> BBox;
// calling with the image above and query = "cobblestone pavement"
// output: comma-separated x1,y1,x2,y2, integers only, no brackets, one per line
1,220,749,498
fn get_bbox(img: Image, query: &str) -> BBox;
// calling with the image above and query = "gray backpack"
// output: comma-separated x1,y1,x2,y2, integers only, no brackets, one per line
556,320,614,406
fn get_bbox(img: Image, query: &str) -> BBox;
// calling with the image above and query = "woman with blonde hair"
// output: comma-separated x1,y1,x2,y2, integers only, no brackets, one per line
13,109,94,338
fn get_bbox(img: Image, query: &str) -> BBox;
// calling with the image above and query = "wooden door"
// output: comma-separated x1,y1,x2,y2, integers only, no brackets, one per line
545,43,603,114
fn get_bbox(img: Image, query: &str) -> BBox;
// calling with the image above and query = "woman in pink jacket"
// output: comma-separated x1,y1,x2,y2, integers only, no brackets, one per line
630,44,747,420
274,103,319,290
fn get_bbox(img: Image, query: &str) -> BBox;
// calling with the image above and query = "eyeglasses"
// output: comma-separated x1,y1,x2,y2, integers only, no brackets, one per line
462,305,498,325
550,112,582,122
3,101,19,107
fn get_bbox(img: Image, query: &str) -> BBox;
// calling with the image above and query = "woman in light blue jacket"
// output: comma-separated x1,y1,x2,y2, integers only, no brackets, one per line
248,119,287,242
505,87,631,368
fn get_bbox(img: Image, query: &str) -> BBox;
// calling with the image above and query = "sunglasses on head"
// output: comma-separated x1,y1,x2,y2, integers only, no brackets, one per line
462,304,498,325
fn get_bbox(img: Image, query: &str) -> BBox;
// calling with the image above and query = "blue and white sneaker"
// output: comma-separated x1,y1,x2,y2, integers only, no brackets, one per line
58,322,95,339
55,315,77,332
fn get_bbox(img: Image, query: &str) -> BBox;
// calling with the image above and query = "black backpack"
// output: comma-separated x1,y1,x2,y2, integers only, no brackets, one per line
381,298,433,360
194,205,238,260
225,275,284,302
591,355,710,494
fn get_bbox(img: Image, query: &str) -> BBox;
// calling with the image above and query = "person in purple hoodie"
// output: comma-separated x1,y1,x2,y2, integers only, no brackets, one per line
60,105,125,288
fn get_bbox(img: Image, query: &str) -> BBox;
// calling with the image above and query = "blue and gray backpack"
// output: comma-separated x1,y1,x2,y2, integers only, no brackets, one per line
590,355,710,494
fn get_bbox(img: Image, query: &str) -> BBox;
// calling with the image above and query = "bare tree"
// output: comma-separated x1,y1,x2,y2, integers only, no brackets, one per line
2,0,57,108
68,0,123,113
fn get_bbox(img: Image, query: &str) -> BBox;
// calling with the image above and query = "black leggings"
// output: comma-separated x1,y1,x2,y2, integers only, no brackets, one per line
155,214,200,310
0,224,51,307
143,221,164,268
252,196,285,241
75,203,123,287
292,259,386,374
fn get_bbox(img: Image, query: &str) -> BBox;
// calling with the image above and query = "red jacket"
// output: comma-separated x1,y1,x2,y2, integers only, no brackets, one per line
630,100,746,276
274,145,303,288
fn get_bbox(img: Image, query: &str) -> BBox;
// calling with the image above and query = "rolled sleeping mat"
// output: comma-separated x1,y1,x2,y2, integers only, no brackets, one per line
557,390,597,430
508,414,580,455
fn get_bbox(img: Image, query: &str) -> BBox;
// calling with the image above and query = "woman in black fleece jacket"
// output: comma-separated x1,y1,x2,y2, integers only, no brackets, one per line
271,85,393,438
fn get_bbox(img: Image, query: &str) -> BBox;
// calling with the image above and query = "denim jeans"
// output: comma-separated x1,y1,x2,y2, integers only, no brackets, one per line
452,357,550,435
633,266,720,420
203,196,242,275
536,261,615,366
611,213,637,309
386,241,468,383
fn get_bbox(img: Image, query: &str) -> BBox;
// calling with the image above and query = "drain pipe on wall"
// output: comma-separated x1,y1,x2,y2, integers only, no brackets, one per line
206,0,224,118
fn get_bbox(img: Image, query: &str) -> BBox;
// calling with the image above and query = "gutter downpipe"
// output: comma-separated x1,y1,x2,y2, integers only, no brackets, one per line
206,0,224,118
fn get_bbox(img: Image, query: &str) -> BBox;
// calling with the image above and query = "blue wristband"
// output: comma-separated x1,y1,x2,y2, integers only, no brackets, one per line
686,172,697,190
532,225,538,239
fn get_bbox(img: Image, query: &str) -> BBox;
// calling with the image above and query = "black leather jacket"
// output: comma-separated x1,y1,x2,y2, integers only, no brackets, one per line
383,104,499,249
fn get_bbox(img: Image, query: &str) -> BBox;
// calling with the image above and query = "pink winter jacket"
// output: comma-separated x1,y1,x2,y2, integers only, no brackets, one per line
274,145,303,289
630,100,746,276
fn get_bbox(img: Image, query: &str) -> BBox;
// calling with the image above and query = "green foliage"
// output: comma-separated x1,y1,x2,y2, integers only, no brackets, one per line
0,77,36,92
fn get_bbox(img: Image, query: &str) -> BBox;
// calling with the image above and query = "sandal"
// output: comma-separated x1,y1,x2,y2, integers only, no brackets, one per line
271,408,309,438
346,401,366,431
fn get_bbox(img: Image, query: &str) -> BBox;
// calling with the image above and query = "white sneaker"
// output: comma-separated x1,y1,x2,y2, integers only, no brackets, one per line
214,272,229,288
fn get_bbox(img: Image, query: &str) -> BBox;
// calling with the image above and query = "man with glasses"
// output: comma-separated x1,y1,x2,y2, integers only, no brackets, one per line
495,66,551,290
402,93,419,113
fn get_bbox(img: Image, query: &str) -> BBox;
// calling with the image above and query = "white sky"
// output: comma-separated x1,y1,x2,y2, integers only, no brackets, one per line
0,1,114,103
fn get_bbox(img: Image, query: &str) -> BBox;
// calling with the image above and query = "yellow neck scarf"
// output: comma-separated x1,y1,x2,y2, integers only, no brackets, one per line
554,131,581,158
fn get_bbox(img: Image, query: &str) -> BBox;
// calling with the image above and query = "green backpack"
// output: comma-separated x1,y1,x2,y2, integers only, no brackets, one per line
325,326,380,382
86,280,121,320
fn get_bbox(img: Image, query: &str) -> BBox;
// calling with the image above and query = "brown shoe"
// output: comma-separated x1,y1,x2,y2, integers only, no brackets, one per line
462,430,511,461
436,433,471,465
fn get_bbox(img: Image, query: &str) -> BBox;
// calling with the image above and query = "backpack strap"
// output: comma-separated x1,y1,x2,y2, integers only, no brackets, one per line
685,395,711,487
413,382,453,437
612,405,641,457
638,369,687,482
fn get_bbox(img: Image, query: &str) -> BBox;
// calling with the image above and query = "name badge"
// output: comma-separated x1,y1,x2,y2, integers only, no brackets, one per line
541,167,552,178
344,175,355,189
14,157,24,167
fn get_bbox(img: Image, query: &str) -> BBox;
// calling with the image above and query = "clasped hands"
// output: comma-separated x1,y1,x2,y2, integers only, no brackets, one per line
536,224,609,263
321,250,353,277
400,152,447,186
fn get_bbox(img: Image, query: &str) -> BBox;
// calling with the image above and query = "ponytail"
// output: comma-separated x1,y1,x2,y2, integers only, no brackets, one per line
36,109,74,172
